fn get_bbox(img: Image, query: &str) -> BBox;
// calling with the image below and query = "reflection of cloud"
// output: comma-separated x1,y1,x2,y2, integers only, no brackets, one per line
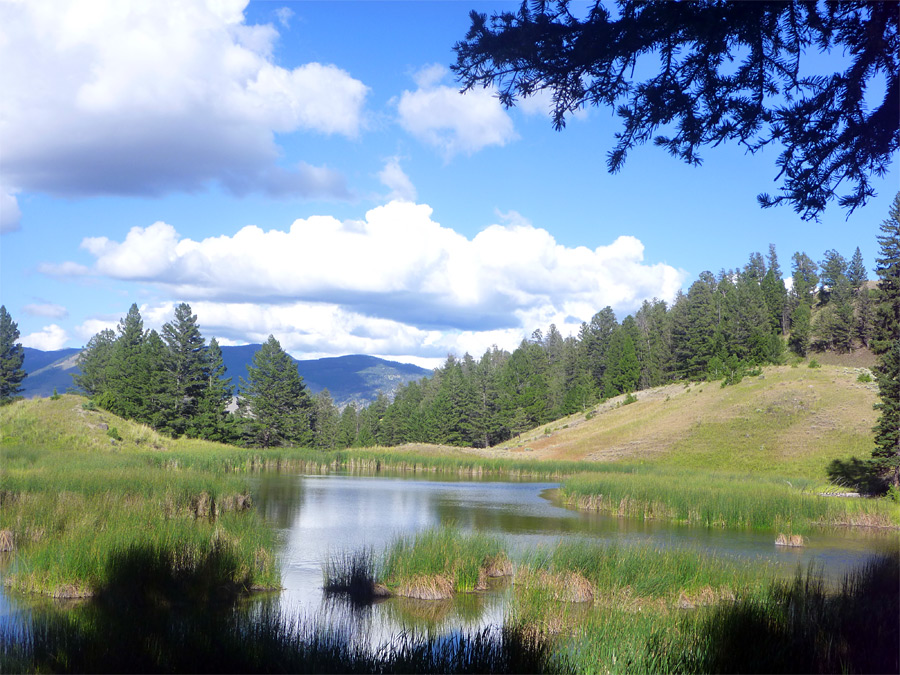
397,65,516,159
0,0,367,200
63,201,685,359
21,324,69,350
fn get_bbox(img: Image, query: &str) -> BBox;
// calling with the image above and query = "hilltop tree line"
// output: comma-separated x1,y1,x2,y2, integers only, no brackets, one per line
1,210,897,488
342,242,889,451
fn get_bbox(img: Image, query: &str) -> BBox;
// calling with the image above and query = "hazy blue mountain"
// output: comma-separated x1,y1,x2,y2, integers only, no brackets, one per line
21,347,82,398
21,346,430,407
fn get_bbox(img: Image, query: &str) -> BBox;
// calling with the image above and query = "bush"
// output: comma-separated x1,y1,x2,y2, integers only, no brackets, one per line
107,427,122,441
857,371,873,383
623,393,638,405
808,359,821,369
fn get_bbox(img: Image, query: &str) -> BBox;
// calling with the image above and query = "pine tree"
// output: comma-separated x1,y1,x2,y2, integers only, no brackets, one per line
791,252,819,305
161,303,207,435
0,306,26,405
819,249,848,304
191,337,234,442
101,304,148,421
789,302,812,356
762,245,789,334
872,339,900,489
239,336,312,448
848,247,867,291
872,193,900,355
337,403,359,448
141,330,174,430
73,328,116,396
312,389,340,449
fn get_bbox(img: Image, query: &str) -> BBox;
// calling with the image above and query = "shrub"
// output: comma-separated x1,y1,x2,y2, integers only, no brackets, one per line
808,359,821,369
857,371,873,383
106,427,122,441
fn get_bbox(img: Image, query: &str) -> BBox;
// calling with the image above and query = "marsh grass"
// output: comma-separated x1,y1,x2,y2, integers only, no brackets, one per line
1,601,570,674
322,548,382,604
381,528,510,597
561,468,898,530
652,552,900,674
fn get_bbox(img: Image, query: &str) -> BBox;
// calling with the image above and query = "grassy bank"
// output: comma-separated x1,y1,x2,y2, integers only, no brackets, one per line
0,397,278,597
560,468,898,531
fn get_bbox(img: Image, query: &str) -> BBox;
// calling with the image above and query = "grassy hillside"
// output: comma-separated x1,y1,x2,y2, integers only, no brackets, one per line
487,362,879,481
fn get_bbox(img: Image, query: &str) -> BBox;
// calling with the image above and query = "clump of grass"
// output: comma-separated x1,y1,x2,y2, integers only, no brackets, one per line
322,548,384,604
381,528,510,597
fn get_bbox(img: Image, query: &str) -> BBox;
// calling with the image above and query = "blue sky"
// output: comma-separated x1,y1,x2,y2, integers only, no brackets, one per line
1,0,897,368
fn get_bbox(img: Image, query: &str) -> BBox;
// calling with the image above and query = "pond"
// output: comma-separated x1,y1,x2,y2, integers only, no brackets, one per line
1,471,896,645
247,471,898,639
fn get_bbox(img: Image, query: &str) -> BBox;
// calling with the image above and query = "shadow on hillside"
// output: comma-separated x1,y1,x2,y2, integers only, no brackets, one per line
825,457,886,494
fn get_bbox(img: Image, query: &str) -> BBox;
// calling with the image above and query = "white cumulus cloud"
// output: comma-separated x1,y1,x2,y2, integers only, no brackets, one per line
20,324,69,350
397,65,516,159
0,0,368,200
59,201,686,359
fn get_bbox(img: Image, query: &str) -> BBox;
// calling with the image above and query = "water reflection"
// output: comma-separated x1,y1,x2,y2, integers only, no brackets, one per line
246,471,898,640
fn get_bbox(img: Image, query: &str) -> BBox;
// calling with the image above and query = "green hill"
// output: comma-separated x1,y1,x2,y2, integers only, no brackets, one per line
482,362,879,482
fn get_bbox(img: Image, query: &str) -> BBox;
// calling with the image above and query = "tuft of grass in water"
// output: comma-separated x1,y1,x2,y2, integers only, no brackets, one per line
322,548,381,604
381,528,509,596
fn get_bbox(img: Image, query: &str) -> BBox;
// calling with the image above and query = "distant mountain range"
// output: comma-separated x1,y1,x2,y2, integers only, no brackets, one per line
20,346,431,407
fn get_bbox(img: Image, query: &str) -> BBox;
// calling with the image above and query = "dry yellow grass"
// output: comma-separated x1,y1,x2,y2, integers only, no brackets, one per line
471,364,879,480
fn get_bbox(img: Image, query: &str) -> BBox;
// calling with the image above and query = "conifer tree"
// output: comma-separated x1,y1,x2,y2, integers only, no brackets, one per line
239,336,312,448
0,306,26,405
848,247,868,291
791,252,819,305
872,339,900,490
141,330,174,429
73,328,116,396
337,403,359,448
101,304,148,421
191,337,234,442
312,389,340,449
161,303,207,435
789,302,812,356
872,193,900,354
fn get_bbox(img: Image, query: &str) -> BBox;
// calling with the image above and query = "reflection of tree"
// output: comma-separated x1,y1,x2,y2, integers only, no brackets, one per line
252,474,304,529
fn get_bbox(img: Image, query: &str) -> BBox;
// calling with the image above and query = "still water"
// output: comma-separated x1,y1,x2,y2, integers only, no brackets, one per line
249,471,897,638
1,471,895,643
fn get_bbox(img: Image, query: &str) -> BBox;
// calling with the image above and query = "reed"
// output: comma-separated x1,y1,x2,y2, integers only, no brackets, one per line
1,601,570,674
381,528,510,596
322,547,382,603
652,552,900,674
561,468,898,531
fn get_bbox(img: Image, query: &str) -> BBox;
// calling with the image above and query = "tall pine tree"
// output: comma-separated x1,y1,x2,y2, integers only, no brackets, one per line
0,306,26,405
161,303,207,435
239,336,312,448
872,193,900,354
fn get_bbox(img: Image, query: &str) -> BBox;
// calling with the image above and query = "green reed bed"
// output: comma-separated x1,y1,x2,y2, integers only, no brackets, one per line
154,444,621,480
561,469,898,531
1,490,278,597
381,528,510,596
0,438,276,598
519,540,767,601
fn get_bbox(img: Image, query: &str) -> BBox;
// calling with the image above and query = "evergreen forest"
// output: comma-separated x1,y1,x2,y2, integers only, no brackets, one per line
57,237,895,463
